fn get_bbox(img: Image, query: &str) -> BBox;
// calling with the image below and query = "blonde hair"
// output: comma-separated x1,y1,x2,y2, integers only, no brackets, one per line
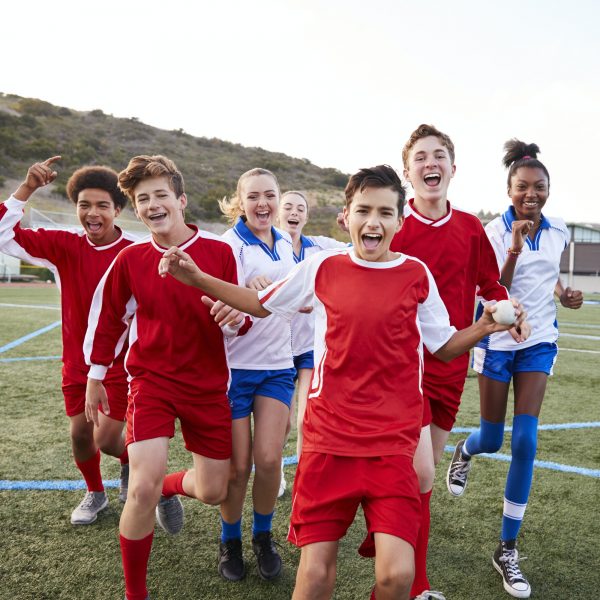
219,168,280,225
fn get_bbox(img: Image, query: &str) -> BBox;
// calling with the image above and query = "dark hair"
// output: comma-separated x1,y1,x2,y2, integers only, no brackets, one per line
66,166,128,209
118,155,185,204
503,139,550,189
344,165,406,212
402,124,455,167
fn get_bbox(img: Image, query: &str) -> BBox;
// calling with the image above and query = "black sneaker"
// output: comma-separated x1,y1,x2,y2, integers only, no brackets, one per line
252,531,282,580
218,538,245,581
446,439,472,497
492,540,531,598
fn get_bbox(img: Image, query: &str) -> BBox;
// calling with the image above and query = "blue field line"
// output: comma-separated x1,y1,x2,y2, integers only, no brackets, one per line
442,446,600,478
0,355,62,363
0,321,61,353
452,421,600,434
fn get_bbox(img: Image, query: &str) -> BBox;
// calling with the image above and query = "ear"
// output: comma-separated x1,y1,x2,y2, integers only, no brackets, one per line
450,163,456,178
342,206,350,229
114,205,122,218
179,193,188,210
403,167,411,184
395,214,404,234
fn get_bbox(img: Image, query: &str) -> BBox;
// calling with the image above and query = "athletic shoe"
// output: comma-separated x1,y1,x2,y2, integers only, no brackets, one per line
155,495,184,535
446,439,472,497
277,460,286,498
70,491,109,525
412,591,447,600
119,463,129,503
493,540,531,598
252,531,282,580
218,538,246,581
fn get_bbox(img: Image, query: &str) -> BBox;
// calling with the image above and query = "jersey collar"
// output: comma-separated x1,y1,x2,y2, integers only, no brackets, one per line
293,235,316,263
233,217,283,261
405,198,453,227
501,206,550,251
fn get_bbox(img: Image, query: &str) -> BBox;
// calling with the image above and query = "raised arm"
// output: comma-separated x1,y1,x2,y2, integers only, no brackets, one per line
158,246,271,318
13,156,61,201
498,219,533,290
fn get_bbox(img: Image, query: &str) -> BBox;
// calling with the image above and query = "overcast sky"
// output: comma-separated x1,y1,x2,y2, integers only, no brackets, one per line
4,0,600,223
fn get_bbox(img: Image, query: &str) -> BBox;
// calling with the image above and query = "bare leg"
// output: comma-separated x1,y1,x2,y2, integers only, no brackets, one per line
295,368,312,457
374,532,414,600
292,541,339,600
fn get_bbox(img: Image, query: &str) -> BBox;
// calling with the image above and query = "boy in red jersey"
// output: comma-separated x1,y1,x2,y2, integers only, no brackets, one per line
157,165,528,600
0,157,135,525
382,125,516,600
84,155,250,600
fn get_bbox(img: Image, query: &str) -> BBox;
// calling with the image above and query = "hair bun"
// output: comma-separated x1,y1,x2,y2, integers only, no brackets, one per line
502,139,540,168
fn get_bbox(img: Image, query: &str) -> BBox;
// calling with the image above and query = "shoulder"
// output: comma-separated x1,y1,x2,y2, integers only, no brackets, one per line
450,204,485,229
545,216,568,233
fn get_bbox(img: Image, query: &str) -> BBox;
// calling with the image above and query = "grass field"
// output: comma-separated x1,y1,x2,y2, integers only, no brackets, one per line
1,284,599,600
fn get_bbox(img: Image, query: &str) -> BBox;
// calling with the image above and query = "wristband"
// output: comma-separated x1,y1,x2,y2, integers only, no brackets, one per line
507,248,522,256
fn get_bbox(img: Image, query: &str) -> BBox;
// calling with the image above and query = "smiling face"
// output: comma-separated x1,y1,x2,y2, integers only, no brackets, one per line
76,189,121,245
132,176,188,245
240,174,279,235
404,135,456,205
343,187,402,262
508,166,549,221
278,193,308,237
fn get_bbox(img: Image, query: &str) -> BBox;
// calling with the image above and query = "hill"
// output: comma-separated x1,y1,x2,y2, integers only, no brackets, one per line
0,93,348,238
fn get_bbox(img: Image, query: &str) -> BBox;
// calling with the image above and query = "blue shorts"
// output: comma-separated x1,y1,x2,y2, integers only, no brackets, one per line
294,351,314,372
472,342,558,383
228,368,296,419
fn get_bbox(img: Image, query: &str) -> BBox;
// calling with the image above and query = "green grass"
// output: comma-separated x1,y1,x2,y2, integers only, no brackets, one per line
1,286,599,599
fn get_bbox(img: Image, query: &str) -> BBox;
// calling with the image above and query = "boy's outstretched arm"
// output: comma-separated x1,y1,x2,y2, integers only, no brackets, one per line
159,246,271,318
14,156,61,202
435,299,529,362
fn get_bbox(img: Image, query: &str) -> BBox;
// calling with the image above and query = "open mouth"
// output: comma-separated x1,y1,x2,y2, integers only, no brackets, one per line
287,219,299,226
424,173,441,187
87,222,102,233
523,201,539,208
148,212,167,222
362,233,382,249
256,211,271,224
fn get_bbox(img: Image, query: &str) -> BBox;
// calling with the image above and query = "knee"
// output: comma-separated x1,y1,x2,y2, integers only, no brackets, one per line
376,562,414,595
477,422,504,454
70,426,93,450
254,451,282,476
94,430,122,457
197,484,227,506
129,478,162,509
300,561,335,595
229,461,252,487
511,416,538,461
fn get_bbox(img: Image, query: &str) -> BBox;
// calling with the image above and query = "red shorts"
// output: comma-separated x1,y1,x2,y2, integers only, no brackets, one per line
126,379,232,460
288,452,421,550
62,362,128,421
421,377,466,431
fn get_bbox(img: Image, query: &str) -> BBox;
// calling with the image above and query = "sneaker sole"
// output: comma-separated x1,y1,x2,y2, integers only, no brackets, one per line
255,563,282,581
70,497,109,525
218,564,246,582
492,556,531,598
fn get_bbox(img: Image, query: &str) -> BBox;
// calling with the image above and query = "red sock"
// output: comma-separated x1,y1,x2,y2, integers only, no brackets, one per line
161,471,188,497
119,447,129,465
120,532,153,600
75,449,104,492
410,490,432,597
370,586,376,599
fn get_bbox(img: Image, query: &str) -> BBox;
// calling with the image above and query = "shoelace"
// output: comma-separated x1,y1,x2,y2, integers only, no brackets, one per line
449,458,470,483
255,534,283,556
416,591,446,600
500,549,527,582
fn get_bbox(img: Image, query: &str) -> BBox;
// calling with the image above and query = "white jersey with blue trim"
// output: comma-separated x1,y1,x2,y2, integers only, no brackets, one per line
483,207,569,351
291,235,348,357
222,218,296,369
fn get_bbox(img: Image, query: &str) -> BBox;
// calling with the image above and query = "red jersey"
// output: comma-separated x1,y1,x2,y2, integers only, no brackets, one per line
85,226,250,399
391,200,508,382
259,249,456,458
0,195,135,372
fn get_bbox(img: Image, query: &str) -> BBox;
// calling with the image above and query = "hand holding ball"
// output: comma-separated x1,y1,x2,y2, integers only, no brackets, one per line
492,300,517,326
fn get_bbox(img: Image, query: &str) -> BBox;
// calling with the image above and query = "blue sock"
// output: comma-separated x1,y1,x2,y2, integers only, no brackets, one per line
221,517,242,542
501,414,538,541
464,417,505,456
252,510,274,536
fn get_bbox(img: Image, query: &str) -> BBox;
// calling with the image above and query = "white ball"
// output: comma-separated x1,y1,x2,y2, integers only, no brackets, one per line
492,300,517,326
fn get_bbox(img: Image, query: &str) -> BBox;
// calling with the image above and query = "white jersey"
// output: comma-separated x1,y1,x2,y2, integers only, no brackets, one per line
482,207,569,351
291,235,348,356
222,218,296,369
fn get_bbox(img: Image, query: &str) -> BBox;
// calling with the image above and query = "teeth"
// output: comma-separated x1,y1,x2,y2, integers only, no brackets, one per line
364,233,382,238
149,213,166,220
424,173,440,180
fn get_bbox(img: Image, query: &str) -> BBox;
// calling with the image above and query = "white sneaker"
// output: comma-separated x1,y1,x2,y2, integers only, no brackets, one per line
413,591,447,600
493,540,531,598
71,491,109,525
277,461,286,498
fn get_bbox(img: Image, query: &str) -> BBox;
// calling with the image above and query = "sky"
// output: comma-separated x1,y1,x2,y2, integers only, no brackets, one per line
3,0,600,223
